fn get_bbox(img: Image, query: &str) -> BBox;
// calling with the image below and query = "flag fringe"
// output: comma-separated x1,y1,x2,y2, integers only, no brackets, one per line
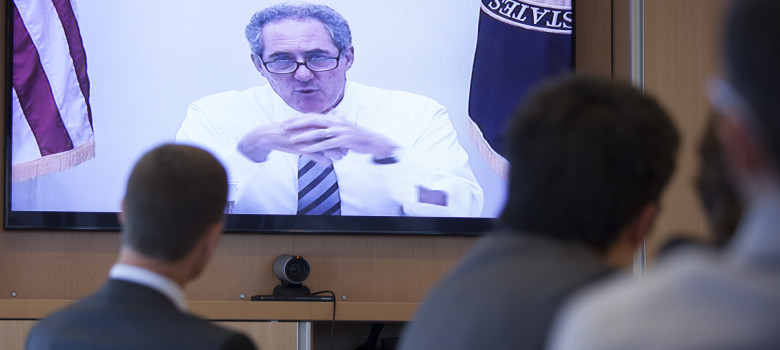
468,118,509,181
12,141,95,183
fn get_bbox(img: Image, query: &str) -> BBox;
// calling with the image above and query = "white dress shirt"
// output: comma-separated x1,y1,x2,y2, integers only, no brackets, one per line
548,196,780,350
109,264,187,312
176,81,484,217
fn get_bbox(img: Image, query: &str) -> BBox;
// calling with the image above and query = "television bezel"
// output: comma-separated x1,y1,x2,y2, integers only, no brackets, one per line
2,0,574,235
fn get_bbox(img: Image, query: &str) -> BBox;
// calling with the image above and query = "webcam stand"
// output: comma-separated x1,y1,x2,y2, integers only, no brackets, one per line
251,280,333,301
273,281,312,297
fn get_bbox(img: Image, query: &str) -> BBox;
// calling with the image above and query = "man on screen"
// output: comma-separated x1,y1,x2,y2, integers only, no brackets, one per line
176,2,483,217
26,145,256,350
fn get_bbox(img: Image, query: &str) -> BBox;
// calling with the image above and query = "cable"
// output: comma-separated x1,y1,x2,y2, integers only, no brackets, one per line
312,290,336,350
352,323,383,350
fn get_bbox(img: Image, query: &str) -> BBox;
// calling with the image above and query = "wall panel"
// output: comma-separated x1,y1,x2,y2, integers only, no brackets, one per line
642,0,728,256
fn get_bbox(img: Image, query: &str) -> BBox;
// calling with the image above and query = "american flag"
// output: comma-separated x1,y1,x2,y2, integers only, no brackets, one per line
467,0,573,178
11,0,93,183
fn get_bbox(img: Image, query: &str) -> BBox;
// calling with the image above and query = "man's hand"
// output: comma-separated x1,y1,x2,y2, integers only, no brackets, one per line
284,114,399,159
238,114,397,164
237,122,339,164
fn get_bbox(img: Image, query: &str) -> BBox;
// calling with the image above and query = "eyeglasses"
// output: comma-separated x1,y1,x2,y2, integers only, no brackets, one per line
259,50,342,74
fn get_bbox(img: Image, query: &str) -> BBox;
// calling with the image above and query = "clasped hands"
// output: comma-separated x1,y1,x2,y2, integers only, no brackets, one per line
238,114,398,164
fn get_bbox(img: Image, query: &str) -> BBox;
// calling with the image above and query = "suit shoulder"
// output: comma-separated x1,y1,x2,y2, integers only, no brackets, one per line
29,299,256,350
176,312,257,349
221,333,257,350
31,294,104,325
25,296,107,348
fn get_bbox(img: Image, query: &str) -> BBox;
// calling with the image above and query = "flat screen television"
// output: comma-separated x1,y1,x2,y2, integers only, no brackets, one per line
5,0,574,234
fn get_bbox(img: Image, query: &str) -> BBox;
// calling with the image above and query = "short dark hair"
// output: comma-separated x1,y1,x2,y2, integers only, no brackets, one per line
245,2,352,57
122,144,228,262
501,75,680,252
724,0,780,164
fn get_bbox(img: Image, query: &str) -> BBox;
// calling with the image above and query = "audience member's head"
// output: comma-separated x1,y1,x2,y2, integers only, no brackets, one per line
120,144,228,281
708,0,780,206
501,75,680,266
721,0,780,165
696,113,742,247
659,113,744,257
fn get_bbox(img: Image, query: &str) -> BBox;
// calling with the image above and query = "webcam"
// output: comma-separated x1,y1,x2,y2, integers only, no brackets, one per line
268,254,312,298
252,254,333,301
272,254,310,286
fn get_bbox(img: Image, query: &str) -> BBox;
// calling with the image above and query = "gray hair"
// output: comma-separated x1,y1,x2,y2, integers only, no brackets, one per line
245,2,352,57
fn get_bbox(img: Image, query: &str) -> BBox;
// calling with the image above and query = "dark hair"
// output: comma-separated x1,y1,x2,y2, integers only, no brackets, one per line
245,2,352,57
122,144,228,262
696,114,742,247
500,75,680,252
724,0,780,164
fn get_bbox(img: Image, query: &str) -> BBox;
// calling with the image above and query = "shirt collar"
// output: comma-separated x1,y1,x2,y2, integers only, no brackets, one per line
728,195,780,268
330,81,358,124
109,264,188,312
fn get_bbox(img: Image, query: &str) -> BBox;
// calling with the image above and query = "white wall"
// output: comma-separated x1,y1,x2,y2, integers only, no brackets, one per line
12,0,511,217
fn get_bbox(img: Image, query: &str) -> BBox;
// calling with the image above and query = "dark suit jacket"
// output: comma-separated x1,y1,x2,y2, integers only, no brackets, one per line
26,279,257,350
398,230,613,350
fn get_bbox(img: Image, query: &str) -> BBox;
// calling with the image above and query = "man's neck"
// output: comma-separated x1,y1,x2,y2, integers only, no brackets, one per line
601,243,636,269
109,263,189,312
116,247,189,288
319,88,346,114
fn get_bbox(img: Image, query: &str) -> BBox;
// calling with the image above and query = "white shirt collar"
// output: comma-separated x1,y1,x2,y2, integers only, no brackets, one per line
330,81,359,124
728,195,780,268
108,264,188,312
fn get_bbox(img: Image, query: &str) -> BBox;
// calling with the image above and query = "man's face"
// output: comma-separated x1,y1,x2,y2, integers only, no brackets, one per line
253,18,353,114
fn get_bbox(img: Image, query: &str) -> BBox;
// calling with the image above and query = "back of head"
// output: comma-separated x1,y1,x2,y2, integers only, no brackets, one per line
245,2,352,56
122,144,228,263
501,75,680,252
724,0,780,163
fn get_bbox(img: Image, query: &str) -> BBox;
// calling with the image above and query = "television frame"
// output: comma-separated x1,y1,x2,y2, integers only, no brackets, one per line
3,0,574,235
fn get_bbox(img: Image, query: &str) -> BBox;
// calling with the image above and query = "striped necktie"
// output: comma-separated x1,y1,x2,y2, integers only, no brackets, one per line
297,155,341,215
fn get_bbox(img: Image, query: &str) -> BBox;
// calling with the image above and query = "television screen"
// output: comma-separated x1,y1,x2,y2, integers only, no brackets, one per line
5,0,574,233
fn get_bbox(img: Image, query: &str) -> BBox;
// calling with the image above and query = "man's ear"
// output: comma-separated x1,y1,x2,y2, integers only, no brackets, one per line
202,220,224,257
603,203,658,268
251,54,267,77
118,199,126,225
343,46,354,69
627,203,659,247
